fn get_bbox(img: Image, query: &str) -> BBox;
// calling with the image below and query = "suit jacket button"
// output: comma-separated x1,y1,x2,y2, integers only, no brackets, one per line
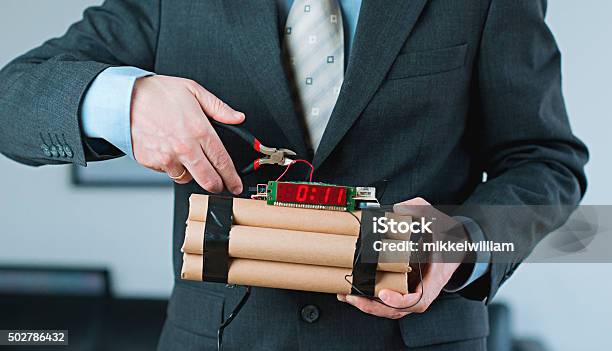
41,144,51,157
300,304,320,323
64,146,73,158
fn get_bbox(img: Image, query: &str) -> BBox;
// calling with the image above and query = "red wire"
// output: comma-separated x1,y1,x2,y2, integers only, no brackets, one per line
275,159,314,182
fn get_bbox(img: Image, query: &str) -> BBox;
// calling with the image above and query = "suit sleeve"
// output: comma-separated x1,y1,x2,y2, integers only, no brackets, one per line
0,0,160,166
455,0,589,301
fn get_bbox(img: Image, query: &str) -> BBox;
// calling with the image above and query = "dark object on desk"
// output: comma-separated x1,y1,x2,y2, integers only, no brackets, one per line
0,295,167,351
0,266,110,297
0,266,166,351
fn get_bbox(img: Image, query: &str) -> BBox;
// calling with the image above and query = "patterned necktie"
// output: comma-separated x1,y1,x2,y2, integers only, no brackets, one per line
284,0,344,151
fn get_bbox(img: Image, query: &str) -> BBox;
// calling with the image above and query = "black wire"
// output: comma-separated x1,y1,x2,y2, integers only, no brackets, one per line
344,250,424,311
347,210,361,224
217,286,252,350
344,208,425,311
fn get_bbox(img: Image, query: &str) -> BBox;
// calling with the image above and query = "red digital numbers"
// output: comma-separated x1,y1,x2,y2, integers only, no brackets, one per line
336,187,346,205
276,183,347,206
296,185,308,202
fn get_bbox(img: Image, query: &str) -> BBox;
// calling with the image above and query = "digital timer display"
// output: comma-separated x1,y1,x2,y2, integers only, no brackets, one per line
262,181,373,211
275,182,348,207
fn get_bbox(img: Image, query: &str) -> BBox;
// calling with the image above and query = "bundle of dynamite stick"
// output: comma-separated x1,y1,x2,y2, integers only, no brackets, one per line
181,194,412,295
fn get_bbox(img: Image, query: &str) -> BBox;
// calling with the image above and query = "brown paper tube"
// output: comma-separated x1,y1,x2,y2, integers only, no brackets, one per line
181,253,408,295
182,221,411,273
188,194,361,235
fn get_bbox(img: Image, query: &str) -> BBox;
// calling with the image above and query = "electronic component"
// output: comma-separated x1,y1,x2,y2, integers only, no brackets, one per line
354,186,379,209
250,184,269,200
355,187,376,200
254,181,378,211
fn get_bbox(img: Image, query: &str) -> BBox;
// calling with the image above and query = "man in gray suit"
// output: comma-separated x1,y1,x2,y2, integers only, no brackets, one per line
0,0,588,350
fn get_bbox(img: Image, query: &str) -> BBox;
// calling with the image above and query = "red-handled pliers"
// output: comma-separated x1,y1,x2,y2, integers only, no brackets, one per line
211,120,297,175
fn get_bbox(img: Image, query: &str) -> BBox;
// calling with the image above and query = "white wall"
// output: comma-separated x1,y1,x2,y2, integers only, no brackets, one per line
0,1,610,349
0,0,174,298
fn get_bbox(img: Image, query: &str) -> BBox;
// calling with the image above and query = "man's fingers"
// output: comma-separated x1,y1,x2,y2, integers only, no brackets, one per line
343,295,408,319
191,82,245,124
169,167,193,184
344,295,380,315
200,131,243,195
341,266,454,317
179,144,224,193
130,75,245,192
403,283,429,313
377,289,422,309
376,264,447,314
187,85,243,194
163,158,192,184
178,172,193,184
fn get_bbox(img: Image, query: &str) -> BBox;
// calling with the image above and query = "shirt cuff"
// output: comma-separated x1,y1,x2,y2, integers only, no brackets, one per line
80,66,153,159
443,216,491,293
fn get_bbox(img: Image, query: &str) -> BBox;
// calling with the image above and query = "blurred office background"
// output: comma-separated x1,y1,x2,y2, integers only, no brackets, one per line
0,1,610,350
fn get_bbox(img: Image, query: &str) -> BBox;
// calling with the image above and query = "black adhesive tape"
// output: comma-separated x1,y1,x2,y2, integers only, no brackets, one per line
202,196,234,283
351,209,383,296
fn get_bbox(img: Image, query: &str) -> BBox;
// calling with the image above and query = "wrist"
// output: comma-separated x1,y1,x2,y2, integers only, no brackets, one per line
81,66,153,159
443,217,491,293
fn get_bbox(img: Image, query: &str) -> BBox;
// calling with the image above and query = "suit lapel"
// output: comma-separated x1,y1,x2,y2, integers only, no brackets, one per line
221,0,308,157
313,0,429,168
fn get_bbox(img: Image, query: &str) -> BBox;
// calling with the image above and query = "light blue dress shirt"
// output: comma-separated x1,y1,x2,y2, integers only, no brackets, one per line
81,66,152,158
80,0,489,292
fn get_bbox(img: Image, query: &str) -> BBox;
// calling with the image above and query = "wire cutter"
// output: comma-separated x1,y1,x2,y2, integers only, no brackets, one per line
211,120,297,175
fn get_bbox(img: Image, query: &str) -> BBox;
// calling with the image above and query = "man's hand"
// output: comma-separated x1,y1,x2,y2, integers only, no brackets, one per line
130,75,244,194
337,197,466,319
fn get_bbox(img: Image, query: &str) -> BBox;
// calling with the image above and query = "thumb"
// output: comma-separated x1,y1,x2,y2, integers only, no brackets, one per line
378,289,406,307
192,84,245,124
379,288,422,308
393,197,430,216
395,197,430,207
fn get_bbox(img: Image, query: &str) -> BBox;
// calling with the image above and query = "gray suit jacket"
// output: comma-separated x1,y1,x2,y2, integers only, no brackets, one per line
0,0,588,350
